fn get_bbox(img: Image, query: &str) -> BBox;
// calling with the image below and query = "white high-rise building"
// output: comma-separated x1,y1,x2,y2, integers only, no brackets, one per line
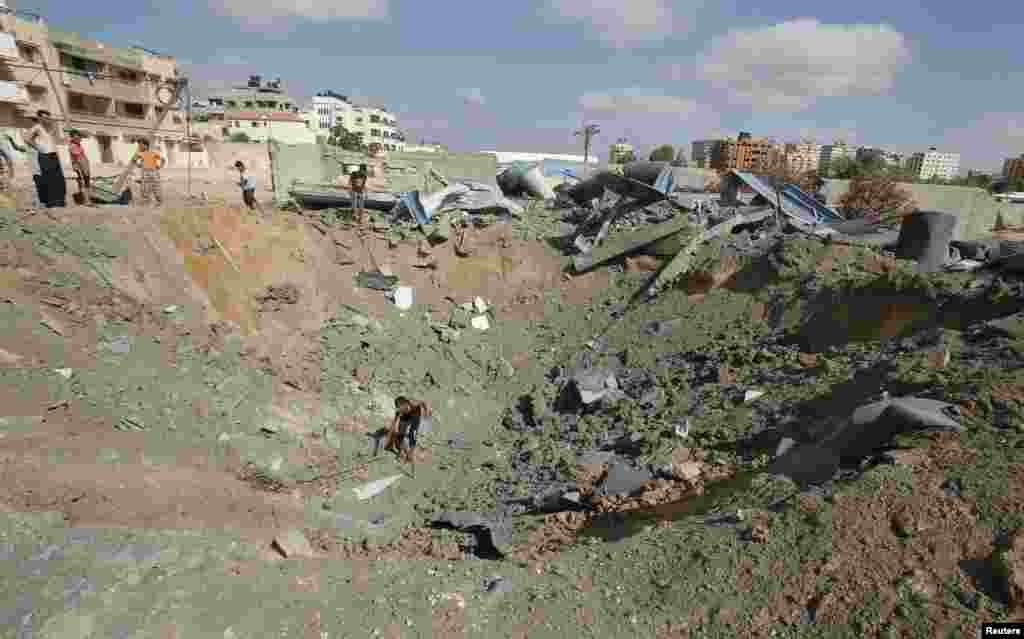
310,91,405,151
818,141,857,173
906,147,960,181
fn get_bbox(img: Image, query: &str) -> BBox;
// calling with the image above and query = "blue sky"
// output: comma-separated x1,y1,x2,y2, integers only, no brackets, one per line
28,0,1024,172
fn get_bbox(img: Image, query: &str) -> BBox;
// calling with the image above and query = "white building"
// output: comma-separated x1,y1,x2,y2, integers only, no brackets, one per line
480,151,599,165
310,91,405,151
819,141,858,173
907,147,960,181
402,142,447,153
784,141,821,175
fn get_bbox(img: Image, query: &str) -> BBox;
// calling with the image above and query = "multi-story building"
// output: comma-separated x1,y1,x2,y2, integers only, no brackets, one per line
732,132,778,173
310,90,405,151
818,141,857,174
907,147,960,181
1003,154,1024,180
690,139,719,168
198,76,313,144
0,5,205,171
608,138,633,164
784,141,821,175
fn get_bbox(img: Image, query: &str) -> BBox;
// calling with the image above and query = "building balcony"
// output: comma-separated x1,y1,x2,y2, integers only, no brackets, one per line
0,80,28,104
61,72,154,104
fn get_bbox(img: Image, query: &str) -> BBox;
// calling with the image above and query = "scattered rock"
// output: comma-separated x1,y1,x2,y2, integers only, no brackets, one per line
742,524,769,543
774,437,797,457
904,569,937,600
797,352,818,368
743,389,765,404
272,529,316,559
890,507,925,537
995,528,1024,615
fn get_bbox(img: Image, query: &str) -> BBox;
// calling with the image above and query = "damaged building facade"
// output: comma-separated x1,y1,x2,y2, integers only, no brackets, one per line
0,6,207,171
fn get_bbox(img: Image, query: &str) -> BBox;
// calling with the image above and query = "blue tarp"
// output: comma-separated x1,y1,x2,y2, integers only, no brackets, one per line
731,170,844,224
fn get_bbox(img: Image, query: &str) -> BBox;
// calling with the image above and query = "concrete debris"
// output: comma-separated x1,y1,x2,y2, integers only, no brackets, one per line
353,475,403,501
570,369,621,405
767,396,964,487
470,315,490,331
54,368,73,379
431,511,512,556
743,389,765,404
389,286,414,310
599,462,653,497
674,419,691,438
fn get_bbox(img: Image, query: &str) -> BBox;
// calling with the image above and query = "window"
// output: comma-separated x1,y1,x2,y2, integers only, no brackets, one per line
121,102,145,119
173,115,183,124
252,122,261,128
118,69,140,83
244,101,254,108
18,45,36,62
68,93,86,111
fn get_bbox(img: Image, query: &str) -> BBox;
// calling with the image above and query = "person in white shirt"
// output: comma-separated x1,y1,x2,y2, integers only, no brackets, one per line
24,110,65,208
234,161,264,215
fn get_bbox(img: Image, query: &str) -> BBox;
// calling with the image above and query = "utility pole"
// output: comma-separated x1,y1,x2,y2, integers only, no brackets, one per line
574,123,600,177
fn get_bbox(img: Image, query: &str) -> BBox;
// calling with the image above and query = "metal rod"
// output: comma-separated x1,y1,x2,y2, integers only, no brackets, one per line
186,83,192,199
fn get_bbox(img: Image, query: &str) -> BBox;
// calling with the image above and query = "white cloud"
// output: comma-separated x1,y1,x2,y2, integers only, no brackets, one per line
208,0,389,27
579,89,700,116
696,19,911,110
544,0,693,47
456,88,486,106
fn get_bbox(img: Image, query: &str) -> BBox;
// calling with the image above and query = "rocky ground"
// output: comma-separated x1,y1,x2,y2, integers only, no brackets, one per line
1,173,1023,638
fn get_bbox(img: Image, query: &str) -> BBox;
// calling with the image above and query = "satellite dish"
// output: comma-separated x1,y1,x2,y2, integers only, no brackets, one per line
155,85,176,106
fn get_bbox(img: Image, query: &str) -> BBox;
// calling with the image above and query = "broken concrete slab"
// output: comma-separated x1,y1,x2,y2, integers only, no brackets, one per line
572,215,693,274
353,475,402,500
598,462,653,497
431,511,512,556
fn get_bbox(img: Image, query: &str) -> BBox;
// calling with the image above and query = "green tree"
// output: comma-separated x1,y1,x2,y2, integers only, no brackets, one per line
649,144,675,162
327,125,366,152
228,132,251,143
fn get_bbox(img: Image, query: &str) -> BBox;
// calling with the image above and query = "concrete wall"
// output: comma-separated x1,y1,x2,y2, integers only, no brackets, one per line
268,141,500,203
0,126,211,178
822,179,1012,241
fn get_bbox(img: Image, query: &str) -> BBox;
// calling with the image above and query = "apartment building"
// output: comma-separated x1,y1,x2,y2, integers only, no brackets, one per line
0,7,204,171
1004,154,1024,180
198,76,314,144
784,141,821,175
310,90,405,151
690,139,719,169
709,132,778,173
907,147,960,181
